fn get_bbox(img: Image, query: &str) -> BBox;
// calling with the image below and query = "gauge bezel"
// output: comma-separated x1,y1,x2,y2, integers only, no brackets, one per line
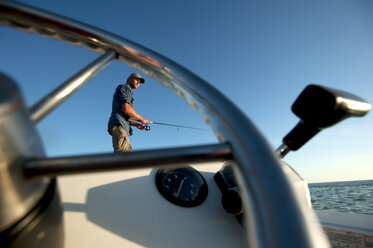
155,166,208,207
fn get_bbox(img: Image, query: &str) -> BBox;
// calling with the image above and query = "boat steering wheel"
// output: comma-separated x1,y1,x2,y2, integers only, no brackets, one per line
0,1,330,247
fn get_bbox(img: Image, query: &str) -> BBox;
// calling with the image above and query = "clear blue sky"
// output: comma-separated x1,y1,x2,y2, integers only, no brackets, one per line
1,0,372,183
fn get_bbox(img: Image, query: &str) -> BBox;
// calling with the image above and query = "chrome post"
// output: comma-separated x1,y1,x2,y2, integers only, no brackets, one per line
23,143,232,178
29,50,116,123
276,143,290,158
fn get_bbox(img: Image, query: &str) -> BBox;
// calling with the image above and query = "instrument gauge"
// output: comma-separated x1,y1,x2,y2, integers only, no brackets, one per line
155,166,208,207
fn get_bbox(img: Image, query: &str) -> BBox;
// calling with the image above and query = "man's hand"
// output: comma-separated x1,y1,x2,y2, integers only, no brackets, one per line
134,123,146,130
139,117,149,125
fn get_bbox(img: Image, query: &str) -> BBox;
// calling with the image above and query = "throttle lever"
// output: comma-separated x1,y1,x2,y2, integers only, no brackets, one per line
282,84,371,153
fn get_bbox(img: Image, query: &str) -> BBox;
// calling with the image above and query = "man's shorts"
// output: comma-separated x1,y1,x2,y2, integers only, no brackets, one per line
109,125,132,152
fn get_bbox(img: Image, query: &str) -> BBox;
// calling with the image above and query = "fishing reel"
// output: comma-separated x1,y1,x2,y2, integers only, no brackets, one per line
144,125,150,131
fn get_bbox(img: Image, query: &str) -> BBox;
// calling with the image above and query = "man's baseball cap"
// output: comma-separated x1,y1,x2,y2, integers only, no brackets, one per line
128,73,145,84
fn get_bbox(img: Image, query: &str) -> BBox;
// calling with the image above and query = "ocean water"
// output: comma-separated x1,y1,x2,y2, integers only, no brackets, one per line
309,179,373,215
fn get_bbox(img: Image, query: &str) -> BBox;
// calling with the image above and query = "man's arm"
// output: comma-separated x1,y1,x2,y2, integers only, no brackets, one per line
122,103,149,124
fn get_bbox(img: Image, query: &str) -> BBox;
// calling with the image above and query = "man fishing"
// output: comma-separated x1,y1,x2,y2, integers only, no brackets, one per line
108,73,149,152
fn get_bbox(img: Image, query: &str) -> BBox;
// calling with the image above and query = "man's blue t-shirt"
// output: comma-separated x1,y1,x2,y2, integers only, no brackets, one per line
108,83,134,135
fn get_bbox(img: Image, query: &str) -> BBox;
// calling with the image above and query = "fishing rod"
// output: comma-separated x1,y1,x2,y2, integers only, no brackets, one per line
129,119,208,131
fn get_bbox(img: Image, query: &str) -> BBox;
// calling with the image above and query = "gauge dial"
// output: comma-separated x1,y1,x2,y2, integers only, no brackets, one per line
155,166,208,207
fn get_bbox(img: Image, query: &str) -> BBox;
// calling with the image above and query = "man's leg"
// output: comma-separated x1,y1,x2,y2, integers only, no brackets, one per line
109,125,133,152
